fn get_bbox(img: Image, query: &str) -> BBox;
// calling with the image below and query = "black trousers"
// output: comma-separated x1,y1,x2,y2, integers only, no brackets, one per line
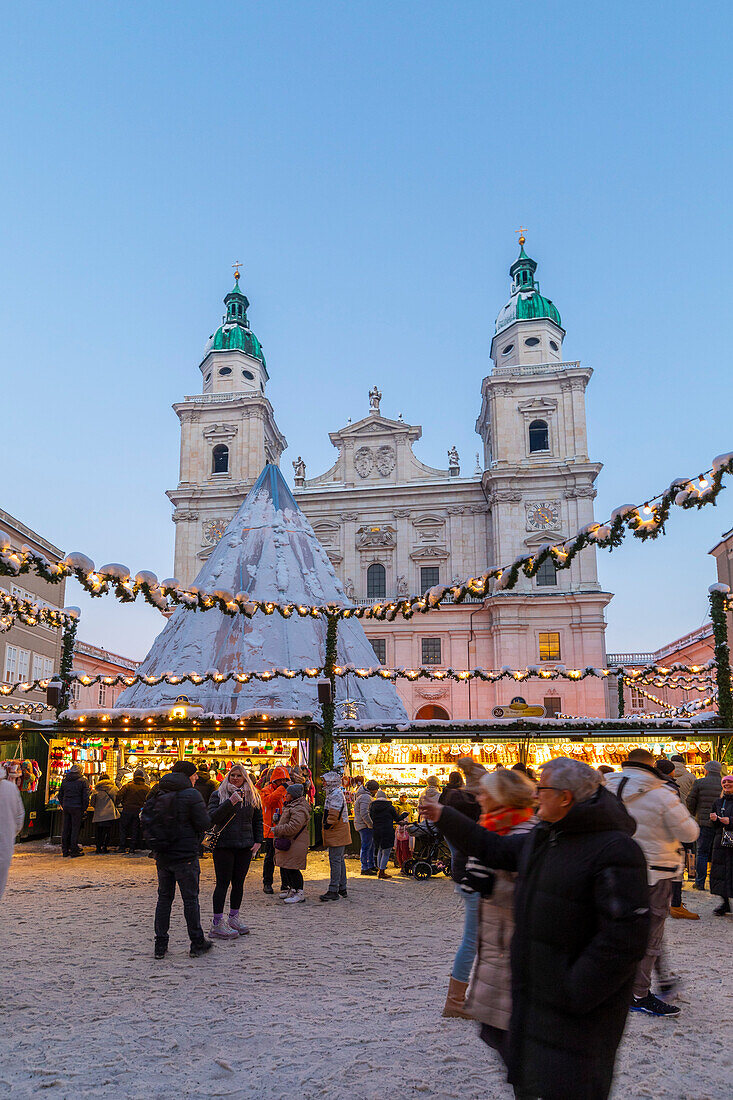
212,847,253,912
281,868,304,890
95,822,113,851
118,809,142,851
154,857,204,946
61,809,83,855
262,837,283,888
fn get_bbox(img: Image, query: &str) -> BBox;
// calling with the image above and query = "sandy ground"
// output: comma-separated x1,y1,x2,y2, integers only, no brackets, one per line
0,843,730,1100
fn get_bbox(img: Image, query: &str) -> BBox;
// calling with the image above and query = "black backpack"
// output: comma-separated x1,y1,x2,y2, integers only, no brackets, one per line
140,789,181,852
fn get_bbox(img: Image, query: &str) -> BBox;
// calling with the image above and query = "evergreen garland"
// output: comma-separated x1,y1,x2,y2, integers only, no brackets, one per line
57,618,78,717
320,614,338,771
617,673,625,717
709,587,733,735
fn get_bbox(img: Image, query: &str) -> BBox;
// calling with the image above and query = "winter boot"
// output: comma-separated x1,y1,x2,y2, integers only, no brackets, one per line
279,887,292,899
283,889,306,903
210,915,239,939
338,888,348,898
228,911,250,935
263,884,274,895
670,904,699,920
319,890,340,902
442,976,471,1019
377,869,391,879
189,939,213,958
713,898,731,915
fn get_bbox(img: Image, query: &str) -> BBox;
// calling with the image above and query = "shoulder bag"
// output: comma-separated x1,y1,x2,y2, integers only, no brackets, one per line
274,817,309,852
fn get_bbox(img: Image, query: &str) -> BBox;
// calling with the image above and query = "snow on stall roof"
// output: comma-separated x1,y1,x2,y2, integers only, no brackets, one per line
114,465,408,722
60,707,313,722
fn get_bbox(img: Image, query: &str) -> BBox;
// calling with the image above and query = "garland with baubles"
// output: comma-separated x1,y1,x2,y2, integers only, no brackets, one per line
0,592,78,633
1,451,731,621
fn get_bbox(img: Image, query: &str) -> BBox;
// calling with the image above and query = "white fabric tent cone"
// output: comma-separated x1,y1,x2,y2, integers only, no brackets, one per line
115,464,408,721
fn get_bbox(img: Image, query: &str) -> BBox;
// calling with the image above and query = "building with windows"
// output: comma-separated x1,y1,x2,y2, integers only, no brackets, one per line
170,239,613,717
71,641,140,711
0,508,66,716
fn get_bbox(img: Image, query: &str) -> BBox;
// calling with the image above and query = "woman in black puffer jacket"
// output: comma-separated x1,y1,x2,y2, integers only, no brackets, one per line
371,791,408,879
207,766,264,938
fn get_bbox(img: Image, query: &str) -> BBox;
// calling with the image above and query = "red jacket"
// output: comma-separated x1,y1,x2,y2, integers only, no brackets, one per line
261,783,288,839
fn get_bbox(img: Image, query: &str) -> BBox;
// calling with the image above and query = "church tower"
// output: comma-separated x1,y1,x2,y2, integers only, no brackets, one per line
476,236,612,702
166,269,287,586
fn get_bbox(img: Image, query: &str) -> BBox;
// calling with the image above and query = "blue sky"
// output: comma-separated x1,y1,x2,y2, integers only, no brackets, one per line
1,2,731,660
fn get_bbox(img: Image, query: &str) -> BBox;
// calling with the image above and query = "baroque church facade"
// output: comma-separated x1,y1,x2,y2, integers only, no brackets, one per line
167,243,613,719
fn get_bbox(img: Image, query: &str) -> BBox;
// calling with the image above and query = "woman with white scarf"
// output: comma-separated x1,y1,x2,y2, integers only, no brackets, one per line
206,765,264,938
320,771,351,902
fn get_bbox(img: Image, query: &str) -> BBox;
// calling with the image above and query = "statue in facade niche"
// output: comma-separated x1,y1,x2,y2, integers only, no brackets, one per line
396,575,409,597
292,456,306,485
369,385,382,414
344,577,355,599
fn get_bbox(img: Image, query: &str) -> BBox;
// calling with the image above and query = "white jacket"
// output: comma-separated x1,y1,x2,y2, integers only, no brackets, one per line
0,779,26,899
605,764,699,885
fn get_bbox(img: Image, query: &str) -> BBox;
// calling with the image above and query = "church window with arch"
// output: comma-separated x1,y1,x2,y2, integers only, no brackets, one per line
529,419,549,453
367,562,386,599
212,444,229,474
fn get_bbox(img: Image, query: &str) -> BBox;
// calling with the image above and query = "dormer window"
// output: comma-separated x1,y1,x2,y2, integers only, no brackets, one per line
219,367,232,376
212,444,229,474
529,419,549,453
525,337,540,347
502,343,514,355
549,340,559,351
243,370,254,380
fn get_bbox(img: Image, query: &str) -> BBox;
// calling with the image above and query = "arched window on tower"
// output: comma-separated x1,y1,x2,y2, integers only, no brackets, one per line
367,562,386,599
212,444,229,474
529,419,549,453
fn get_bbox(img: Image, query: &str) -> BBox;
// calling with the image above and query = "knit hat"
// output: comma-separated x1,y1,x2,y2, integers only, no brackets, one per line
655,759,675,777
365,780,379,793
172,760,197,778
670,754,686,763
286,783,304,800
705,760,722,774
196,764,210,775
133,767,147,780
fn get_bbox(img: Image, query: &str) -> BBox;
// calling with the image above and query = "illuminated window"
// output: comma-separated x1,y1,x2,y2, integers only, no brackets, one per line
422,637,442,665
368,638,386,665
538,632,561,661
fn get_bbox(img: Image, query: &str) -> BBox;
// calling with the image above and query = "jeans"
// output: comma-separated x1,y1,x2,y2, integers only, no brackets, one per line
118,809,142,851
358,827,375,871
281,868,303,891
376,846,393,871
61,809,83,855
633,879,672,999
452,887,480,982
212,847,253,912
154,856,204,947
695,825,715,887
263,837,283,888
327,845,347,891
94,822,113,851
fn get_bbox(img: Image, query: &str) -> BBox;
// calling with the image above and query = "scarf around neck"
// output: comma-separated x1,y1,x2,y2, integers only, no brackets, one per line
480,805,533,835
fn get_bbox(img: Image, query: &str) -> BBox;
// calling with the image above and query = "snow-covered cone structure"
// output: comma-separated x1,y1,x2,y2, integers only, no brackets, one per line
115,465,408,722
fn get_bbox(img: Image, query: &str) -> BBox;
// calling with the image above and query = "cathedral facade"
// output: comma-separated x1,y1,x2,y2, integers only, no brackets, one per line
168,242,613,718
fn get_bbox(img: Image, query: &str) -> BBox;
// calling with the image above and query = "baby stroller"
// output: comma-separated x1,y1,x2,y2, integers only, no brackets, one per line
402,820,452,880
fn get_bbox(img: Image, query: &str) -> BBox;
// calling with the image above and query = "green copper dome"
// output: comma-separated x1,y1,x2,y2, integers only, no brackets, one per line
495,241,562,334
204,277,267,367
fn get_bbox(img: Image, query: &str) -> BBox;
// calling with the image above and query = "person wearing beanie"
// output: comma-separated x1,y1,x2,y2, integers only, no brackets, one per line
256,764,291,895
140,758,212,959
320,771,351,902
418,776,441,820
354,778,379,875
669,754,695,803
687,760,724,889
271,782,311,902
89,772,118,854
115,768,152,853
194,764,217,807
655,759,698,924
605,749,699,1017
58,763,90,858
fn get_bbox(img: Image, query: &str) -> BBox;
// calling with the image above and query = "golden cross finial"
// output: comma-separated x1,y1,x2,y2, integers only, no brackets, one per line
232,261,242,281
516,226,526,247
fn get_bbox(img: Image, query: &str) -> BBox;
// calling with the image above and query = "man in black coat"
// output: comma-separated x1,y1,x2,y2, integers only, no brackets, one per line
58,764,90,857
422,757,649,1100
141,760,212,960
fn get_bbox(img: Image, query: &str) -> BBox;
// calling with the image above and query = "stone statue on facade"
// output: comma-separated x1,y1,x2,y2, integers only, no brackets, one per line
292,456,306,486
369,385,382,414
448,446,460,476
344,577,355,599
396,574,409,597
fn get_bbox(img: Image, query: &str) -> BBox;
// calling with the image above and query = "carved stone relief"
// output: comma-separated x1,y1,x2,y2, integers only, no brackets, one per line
355,447,374,478
375,446,396,476
172,508,199,523
356,525,396,549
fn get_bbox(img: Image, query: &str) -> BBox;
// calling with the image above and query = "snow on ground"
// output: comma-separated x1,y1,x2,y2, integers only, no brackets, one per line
0,845,730,1100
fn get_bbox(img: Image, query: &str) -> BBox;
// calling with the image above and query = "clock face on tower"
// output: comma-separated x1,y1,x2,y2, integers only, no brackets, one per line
526,501,561,531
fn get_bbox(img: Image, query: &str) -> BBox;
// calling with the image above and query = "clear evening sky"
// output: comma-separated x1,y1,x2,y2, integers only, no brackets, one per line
1,2,730,661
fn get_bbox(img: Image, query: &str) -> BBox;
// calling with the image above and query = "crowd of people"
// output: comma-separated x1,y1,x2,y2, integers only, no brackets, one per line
2,747,732,1098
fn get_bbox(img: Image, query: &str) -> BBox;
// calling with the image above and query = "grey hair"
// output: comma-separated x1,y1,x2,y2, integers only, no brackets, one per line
541,757,600,802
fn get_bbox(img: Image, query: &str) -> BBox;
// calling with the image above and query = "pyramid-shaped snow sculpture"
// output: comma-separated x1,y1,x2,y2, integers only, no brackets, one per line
115,465,409,721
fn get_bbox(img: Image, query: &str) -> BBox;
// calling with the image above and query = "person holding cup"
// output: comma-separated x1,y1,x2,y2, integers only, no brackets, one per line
207,765,264,937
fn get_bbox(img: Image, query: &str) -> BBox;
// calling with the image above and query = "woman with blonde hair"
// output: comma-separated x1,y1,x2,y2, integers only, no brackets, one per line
207,764,264,938
459,768,536,1067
